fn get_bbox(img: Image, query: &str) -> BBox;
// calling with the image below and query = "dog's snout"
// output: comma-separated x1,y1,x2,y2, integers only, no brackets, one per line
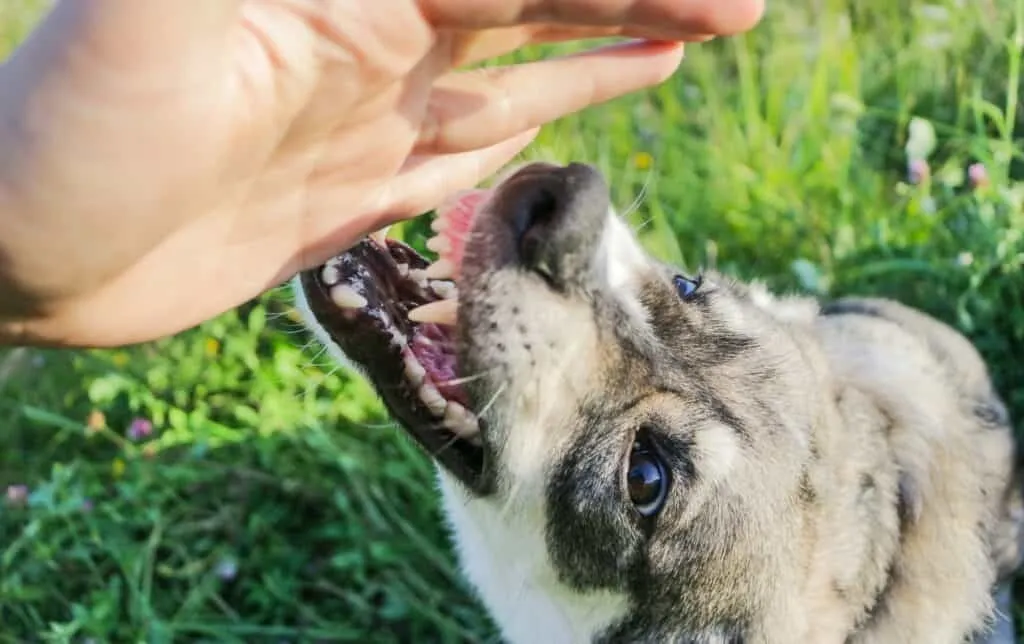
493,162,610,287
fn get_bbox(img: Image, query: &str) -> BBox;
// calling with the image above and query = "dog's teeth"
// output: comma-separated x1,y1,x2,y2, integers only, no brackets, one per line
430,217,448,234
424,259,455,280
330,284,367,309
443,400,466,422
408,268,429,286
397,263,409,277
419,383,448,416
321,264,341,286
403,351,426,386
407,299,458,325
443,402,479,438
430,280,458,300
426,236,451,255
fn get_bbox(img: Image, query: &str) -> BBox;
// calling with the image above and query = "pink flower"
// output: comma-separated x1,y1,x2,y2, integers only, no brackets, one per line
908,158,930,184
968,163,990,189
5,484,28,506
126,417,154,441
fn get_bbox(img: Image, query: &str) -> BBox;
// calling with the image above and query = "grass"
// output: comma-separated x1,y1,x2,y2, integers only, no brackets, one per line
1,0,1023,641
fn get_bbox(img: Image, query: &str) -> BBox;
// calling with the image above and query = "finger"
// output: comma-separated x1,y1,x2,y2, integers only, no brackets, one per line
45,1,243,68
451,26,625,68
373,129,541,229
415,39,683,155
450,24,712,67
417,0,766,38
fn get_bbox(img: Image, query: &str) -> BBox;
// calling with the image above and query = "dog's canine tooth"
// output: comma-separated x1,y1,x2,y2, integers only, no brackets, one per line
430,216,449,233
418,383,448,416
397,262,409,277
426,236,451,255
321,264,341,286
330,284,367,309
408,299,458,325
403,350,427,386
424,259,456,280
431,280,458,300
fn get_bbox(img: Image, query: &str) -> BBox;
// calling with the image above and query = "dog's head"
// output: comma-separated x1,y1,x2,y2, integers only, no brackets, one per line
295,162,830,640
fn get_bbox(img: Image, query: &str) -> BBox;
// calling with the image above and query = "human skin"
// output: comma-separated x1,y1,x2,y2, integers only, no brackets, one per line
0,0,765,348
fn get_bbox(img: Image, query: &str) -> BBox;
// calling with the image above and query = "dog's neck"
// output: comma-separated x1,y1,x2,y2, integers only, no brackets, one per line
436,471,631,644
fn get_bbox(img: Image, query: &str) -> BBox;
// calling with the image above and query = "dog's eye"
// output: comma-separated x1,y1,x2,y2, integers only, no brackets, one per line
673,274,703,301
626,437,669,517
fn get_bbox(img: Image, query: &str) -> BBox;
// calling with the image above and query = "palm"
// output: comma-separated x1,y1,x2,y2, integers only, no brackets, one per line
108,8,494,343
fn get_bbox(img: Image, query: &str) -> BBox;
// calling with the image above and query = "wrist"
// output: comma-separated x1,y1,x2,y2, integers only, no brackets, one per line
0,17,83,338
0,74,44,336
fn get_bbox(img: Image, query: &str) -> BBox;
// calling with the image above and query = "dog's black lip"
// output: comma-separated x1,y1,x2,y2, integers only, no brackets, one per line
299,238,492,494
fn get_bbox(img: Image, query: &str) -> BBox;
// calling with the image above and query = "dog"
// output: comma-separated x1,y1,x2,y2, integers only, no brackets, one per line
293,161,1024,643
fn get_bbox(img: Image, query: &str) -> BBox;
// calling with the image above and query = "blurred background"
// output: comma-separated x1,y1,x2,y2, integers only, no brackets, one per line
1,0,1021,641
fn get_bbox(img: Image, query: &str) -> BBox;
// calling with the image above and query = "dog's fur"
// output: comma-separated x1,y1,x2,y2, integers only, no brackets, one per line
296,162,1024,643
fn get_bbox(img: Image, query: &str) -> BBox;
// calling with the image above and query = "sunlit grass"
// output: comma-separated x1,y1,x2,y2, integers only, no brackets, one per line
1,1,1022,641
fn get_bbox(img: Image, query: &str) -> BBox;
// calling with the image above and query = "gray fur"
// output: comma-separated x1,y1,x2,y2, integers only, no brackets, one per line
297,162,1024,644
454,163,1024,643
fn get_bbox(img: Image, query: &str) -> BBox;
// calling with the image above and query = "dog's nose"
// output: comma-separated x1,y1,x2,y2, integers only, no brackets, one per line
492,162,610,286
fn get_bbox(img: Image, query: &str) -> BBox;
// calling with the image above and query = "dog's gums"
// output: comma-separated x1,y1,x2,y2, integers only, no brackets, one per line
296,190,493,491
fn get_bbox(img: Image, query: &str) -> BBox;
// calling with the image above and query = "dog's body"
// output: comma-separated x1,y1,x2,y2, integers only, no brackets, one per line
295,162,1024,643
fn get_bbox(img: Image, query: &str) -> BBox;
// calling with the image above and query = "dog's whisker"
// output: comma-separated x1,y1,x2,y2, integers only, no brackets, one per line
426,427,471,460
622,157,655,231
631,216,654,234
433,369,495,389
471,381,507,423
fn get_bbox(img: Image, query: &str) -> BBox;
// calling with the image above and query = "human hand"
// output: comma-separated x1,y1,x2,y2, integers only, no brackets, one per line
0,0,764,347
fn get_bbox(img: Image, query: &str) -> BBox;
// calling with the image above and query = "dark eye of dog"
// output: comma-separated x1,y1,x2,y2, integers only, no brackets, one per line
626,435,669,517
673,274,703,300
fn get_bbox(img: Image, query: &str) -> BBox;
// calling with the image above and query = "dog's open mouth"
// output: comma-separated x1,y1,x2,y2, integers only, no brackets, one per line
298,190,493,492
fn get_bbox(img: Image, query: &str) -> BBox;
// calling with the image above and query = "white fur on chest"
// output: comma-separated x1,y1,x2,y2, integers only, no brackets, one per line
436,471,629,644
